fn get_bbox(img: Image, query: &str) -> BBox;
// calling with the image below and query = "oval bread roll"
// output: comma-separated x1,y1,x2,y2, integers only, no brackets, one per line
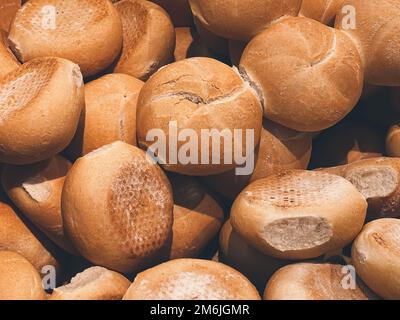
230,170,367,260
0,57,84,165
62,141,174,273
123,258,261,300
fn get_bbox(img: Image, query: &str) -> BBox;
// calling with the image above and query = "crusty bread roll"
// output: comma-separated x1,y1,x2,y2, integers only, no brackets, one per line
137,57,263,176
62,141,173,273
174,27,212,61
311,120,384,168
8,0,122,77
240,17,363,132
0,57,84,165
0,201,60,273
319,158,400,218
264,263,371,300
123,258,261,300
66,73,144,160
230,170,367,260
219,220,287,291
151,0,193,27
386,125,400,157
1,155,76,254
300,0,345,25
228,40,246,67
0,30,20,78
0,251,46,300
189,0,302,41
0,0,20,33
352,218,400,299
202,120,313,199
336,0,400,85
168,173,224,259
113,0,175,81
49,266,130,300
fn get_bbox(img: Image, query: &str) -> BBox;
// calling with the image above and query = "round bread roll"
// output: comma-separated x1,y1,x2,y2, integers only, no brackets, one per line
0,0,20,33
311,120,384,168
230,170,367,260
136,57,263,176
0,201,60,273
168,173,224,259
0,251,46,300
335,0,400,85
228,40,246,67
202,120,313,199
264,263,371,300
352,218,400,299
151,0,193,27
0,30,19,78
1,155,76,254
386,124,400,157
66,73,144,160
113,0,175,81
62,141,173,273
219,220,287,291
300,0,345,25
123,258,261,300
0,57,84,165
319,157,400,218
188,0,302,41
174,27,212,61
240,17,363,132
49,266,130,300
8,0,122,77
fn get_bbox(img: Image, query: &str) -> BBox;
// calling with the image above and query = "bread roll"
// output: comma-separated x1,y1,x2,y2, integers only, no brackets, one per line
0,201,60,273
0,0,20,33
8,0,122,77
0,57,84,165
0,251,46,300
219,220,287,291
230,170,367,260
151,0,193,27
0,30,19,78
240,17,363,132
49,266,130,300
264,263,370,300
300,0,345,25
311,120,384,168
168,173,224,259
336,0,400,85
1,155,75,254
113,0,175,81
202,120,312,199
352,219,400,300
319,158,400,218
188,0,302,41
136,57,263,176
386,125,400,157
228,40,246,67
123,258,261,300
62,141,173,273
174,27,212,61
66,73,144,160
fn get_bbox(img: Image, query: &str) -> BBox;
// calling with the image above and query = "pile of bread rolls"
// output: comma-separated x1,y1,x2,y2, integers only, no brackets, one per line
0,0,400,301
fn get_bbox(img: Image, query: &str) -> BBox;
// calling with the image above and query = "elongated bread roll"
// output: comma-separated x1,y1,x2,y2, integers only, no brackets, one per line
0,57,84,165
8,0,123,77
49,266,130,300
123,258,261,300
113,0,175,81
0,30,19,78
240,17,363,132
352,218,400,300
230,170,367,260
0,251,46,300
1,155,76,254
62,141,173,273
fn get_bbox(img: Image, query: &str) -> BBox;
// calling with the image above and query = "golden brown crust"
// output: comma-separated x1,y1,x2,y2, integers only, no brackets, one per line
123,258,261,300
0,0,20,33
